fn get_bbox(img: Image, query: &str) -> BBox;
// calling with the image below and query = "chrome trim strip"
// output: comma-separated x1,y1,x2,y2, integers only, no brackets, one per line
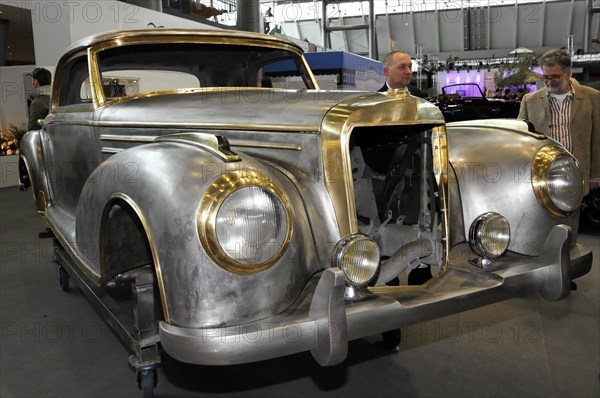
229,141,302,151
95,121,320,132
43,120,95,127
100,137,304,152
101,147,123,154
100,134,156,142
53,121,318,133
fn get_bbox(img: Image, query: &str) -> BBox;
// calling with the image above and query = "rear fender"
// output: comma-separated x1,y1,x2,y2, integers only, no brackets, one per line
19,130,52,214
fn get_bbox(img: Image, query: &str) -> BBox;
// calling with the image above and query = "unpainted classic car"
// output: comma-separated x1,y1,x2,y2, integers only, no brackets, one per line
19,29,592,396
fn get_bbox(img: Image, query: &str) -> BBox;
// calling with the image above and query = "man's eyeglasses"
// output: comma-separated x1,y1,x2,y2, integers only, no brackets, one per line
541,72,565,81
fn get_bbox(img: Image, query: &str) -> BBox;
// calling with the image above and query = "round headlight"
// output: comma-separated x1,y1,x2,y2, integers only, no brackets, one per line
469,212,510,259
532,146,583,217
198,171,291,274
332,234,380,286
216,186,288,264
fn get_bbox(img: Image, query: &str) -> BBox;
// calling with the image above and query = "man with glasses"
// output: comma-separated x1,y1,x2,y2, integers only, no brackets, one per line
518,48,599,197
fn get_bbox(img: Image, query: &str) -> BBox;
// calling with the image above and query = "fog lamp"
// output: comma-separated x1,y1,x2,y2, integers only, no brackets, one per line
332,234,380,286
469,212,510,259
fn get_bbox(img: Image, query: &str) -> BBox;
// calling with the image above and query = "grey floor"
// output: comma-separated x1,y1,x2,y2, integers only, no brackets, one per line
1,185,599,398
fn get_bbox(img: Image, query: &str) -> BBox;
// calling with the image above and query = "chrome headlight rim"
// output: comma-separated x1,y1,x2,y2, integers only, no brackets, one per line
532,145,584,217
197,170,292,275
332,233,380,286
469,212,510,259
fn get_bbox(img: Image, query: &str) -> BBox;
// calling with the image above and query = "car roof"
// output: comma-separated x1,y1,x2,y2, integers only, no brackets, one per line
62,28,305,58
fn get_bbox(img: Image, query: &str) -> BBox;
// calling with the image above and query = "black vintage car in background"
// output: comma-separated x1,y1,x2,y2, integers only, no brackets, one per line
433,83,520,122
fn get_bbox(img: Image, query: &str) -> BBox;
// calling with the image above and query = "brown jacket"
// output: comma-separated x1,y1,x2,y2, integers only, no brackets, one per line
518,80,600,194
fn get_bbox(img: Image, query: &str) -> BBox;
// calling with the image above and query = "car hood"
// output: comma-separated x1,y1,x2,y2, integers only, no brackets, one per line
96,89,443,131
97,89,376,130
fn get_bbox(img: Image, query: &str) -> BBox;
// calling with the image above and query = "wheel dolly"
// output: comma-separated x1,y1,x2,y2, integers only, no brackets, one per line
52,238,161,397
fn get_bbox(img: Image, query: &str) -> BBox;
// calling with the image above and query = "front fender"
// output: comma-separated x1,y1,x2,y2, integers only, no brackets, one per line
74,140,317,328
447,119,580,256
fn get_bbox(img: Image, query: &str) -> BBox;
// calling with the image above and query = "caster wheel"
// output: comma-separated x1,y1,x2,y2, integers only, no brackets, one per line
138,369,157,398
382,328,401,352
58,266,70,292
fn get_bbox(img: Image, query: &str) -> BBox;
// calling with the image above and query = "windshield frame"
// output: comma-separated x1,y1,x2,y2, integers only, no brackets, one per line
87,35,318,107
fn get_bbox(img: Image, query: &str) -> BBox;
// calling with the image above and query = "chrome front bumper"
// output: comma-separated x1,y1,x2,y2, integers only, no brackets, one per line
159,225,593,367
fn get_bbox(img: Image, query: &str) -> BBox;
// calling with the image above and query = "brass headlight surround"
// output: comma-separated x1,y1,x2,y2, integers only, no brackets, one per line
197,170,292,274
532,145,584,217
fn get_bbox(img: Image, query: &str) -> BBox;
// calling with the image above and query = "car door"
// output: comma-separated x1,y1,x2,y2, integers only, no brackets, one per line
42,52,101,229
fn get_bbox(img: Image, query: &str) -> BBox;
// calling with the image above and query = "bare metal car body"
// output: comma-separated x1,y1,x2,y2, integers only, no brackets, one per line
19,29,592,391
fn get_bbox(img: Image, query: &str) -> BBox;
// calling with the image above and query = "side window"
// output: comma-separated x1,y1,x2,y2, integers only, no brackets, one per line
57,55,90,106
261,58,314,89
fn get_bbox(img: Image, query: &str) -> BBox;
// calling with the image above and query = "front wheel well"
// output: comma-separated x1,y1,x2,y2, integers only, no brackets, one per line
99,198,166,323
100,198,153,281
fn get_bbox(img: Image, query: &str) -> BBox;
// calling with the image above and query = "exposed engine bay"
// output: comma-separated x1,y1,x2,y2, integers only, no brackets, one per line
350,127,445,285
